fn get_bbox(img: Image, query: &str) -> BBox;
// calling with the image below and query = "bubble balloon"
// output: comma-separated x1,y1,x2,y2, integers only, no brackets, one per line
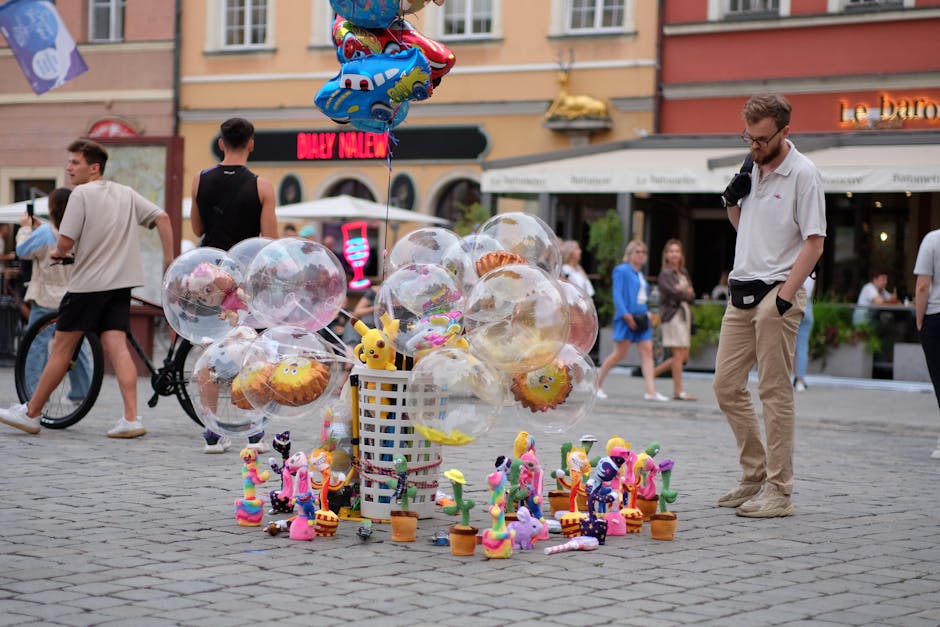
192,326,267,439
162,247,247,344
407,348,502,446
463,264,570,374
319,399,355,476
471,212,562,278
557,281,599,356
244,238,346,332
386,227,474,290
373,263,465,357
237,325,342,421
501,344,597,435
228,237,274,329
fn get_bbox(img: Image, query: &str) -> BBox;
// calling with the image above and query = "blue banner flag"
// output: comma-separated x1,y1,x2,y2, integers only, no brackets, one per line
0,0,88,95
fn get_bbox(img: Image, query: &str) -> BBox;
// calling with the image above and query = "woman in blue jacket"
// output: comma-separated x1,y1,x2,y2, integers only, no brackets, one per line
596,240,668,402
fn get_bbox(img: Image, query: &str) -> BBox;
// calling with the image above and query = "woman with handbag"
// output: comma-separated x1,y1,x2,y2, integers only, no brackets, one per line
596,240,668,402
655,239,698,401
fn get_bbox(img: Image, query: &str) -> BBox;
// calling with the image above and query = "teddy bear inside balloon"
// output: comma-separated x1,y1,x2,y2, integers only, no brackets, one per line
316,0,455,132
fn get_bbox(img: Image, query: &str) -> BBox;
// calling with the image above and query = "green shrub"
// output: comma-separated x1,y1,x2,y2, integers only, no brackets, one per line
809,297,881,367
586,210,625,326
689,302,726,356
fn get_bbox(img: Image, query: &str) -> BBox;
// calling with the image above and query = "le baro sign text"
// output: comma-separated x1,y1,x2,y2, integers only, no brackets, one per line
840,93,940,128
212,126,488,163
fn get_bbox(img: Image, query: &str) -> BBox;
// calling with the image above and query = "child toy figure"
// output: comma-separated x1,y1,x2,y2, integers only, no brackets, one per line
235,448,270,526
182,262,247,325
443,468,478,556
481,470,514,559
352,312,400,370
285,451,316,541
309,448,341,537
268,430,295,514
388,454,419,542
580,454,626,544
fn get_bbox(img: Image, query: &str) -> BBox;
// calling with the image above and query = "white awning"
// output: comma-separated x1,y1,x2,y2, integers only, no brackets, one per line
0,197,49,223
482,143,940,194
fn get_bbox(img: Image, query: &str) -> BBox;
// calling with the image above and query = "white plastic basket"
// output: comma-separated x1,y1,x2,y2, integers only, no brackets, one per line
353,367,442,520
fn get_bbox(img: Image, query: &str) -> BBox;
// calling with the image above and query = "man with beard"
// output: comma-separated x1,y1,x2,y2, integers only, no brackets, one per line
712,94,826,518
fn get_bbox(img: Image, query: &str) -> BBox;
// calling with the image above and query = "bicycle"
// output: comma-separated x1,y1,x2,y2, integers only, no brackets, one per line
14,294,203,429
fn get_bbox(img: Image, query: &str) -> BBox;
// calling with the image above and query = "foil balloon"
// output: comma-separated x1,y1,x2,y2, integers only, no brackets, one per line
501,344,597,435
373,263,465,357
463,264,570,374
243,238,346,332
471,212,563,278
192,326,267,439
407,348,502,446
329,0,398,29
162,247,247,345
237,325,342,422
557,280,599,356
315,48,431,128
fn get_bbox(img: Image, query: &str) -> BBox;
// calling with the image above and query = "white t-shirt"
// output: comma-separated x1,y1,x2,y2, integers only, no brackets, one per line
58,180,163,293
729,141,827,283
914,229,940,316
561,263,595,297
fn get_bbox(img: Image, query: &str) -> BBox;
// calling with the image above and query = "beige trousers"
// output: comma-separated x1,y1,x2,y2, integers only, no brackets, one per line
712,284,805,496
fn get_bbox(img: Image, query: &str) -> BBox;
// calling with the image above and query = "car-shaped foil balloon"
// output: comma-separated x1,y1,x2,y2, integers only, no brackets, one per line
333,16,455,88
329,0,398,29
315,47,431,128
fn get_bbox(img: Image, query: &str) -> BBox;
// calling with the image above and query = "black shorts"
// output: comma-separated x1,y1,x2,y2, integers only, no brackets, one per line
57,288,131,334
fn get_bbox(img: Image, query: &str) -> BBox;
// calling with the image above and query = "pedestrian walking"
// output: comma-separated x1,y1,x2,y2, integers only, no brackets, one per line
913,228,940,459
654,238,697,401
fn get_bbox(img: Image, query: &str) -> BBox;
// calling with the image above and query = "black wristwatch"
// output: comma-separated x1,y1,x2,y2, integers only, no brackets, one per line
721,195,737,209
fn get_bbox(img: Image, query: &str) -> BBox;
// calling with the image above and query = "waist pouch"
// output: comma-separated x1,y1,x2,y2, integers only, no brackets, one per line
632,313,650,332
728,279,779,309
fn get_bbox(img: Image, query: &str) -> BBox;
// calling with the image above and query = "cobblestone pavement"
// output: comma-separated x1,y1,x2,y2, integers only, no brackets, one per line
0,367,938,627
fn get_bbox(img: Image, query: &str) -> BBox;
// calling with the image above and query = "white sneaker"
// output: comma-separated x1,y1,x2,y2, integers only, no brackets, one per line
204,434,232,454
795,380,807,392
247,439,268,454
931,448,940,460
644,392,669,402
0,403,40,434
596,388,608,400
107,416,146,439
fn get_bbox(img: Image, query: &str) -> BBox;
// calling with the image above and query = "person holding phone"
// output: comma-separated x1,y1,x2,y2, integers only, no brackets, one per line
595,240,668,402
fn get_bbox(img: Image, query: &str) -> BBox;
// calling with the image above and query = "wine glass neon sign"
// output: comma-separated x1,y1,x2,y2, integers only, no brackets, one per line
341,221,371,289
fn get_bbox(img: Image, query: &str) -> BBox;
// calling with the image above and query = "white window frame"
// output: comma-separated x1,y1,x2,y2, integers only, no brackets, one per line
564,0,630,34
219,0,273,51
310,0,335,47
88,0,125,43
833,0,910,11
706,0,790,20
549,0,634,35
437,0,497,41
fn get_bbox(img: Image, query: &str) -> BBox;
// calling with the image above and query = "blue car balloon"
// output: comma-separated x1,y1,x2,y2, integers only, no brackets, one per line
330,0,399,29
315,47,431,129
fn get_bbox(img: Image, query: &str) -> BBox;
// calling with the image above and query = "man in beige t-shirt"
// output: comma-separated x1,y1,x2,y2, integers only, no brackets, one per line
0,139,174,438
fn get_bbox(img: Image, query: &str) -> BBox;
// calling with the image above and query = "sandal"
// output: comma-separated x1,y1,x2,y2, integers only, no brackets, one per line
674,391,698,401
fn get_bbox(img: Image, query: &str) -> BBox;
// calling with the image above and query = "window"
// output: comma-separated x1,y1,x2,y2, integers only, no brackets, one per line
442,0,493,38
567,0,625,32
435,179,481,223
725,0,779,17
89,0,125,42
223,0,269,48
844,0,904,12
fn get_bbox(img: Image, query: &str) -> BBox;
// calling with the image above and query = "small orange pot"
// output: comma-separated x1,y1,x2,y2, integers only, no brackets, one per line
547,490,569,516
449,525,478,556
390,510,419,542
636,496,658,521
650,512,677,541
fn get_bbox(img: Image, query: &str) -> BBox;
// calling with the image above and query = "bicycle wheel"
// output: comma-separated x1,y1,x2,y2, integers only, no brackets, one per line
173,338,204,427
14,311,105,429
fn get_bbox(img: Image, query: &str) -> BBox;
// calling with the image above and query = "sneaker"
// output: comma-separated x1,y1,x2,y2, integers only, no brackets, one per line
795,379,807,392
0,403,40,434
107,416,146,439
717,482,762,508
931,448,940,460
674,391,698,401
204,434,232,454
643,392,669,402
246,439,268,454
596,388,608,400
736,484,795,518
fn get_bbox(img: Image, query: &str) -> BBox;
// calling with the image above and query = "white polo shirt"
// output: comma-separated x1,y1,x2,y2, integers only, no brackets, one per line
729,140,827,283
914,229,940,316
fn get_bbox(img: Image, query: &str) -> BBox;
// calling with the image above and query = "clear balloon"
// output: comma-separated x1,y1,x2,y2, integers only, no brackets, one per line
244,238,346,332
501,344,597,435
386,227,474,291
192,326,267,439
463,264,570,374
407,348,502,446
162,247,247,345
558,280,599,355
318,399,355,476
373,263,465,357
228,237,274,329
471,212,563,278
237,325,343,422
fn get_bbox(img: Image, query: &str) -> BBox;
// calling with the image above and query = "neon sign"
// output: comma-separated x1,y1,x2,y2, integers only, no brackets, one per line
296,131,389,160
341,221,371,290
839,93,940,128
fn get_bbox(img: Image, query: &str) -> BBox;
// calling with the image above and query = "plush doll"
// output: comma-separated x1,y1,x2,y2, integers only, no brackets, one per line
181,262,247,325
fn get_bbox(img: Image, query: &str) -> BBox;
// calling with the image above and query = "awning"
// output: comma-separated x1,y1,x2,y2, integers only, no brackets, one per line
0,197,49,222
482,138,940,195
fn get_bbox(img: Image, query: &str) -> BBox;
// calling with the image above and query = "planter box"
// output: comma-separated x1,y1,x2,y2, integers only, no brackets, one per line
808,343,873,379
686,345,718,372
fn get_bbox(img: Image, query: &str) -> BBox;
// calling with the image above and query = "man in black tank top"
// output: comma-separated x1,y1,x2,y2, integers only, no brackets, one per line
190,117,277,454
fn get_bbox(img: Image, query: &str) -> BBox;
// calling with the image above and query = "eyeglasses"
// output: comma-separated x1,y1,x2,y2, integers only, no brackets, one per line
740,126,783,148
632,250,648,255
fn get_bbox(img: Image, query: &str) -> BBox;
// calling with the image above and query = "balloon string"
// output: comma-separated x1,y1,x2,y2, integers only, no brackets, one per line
382,131,396,283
